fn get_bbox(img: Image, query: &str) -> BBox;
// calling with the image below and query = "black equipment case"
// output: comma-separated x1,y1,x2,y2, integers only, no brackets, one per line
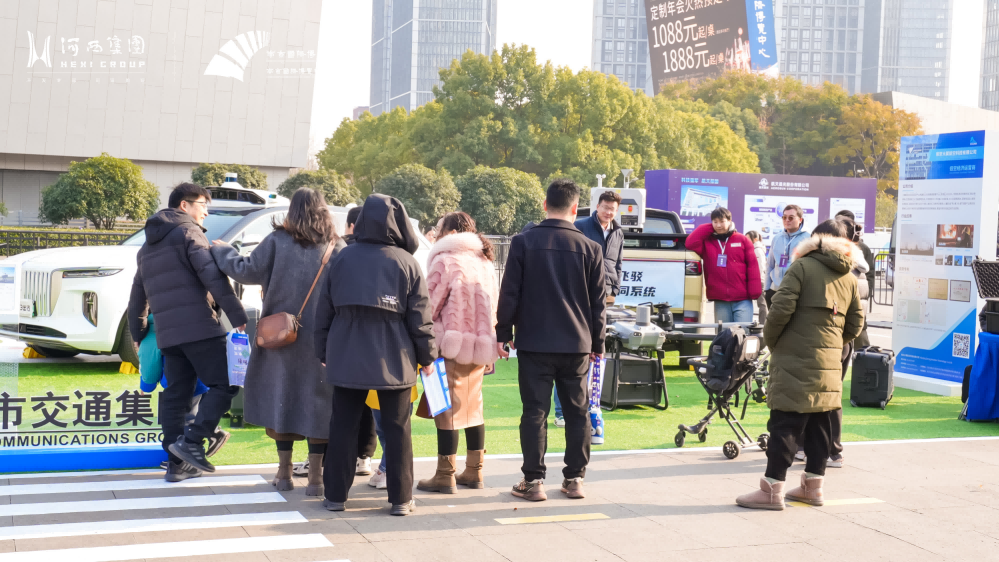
850,346,895,409
971,258,999,333
600,353,668,410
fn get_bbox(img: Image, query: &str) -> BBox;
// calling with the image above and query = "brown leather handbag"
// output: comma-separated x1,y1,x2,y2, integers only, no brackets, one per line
255,242,335,349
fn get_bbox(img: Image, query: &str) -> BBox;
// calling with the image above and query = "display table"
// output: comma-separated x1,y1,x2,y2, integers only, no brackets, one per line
966,332,999,421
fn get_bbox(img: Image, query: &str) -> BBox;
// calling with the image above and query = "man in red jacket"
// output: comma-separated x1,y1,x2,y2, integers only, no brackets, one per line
686,207,762,323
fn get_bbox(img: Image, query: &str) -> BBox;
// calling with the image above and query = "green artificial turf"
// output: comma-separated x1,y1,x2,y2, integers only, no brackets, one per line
7,357,998,467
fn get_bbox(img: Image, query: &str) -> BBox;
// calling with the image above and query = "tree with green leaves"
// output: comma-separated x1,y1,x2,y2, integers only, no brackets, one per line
875,190,897,229
191,163,269,190
374,164,461,229
318,44,761,191
277,169,361,206
825,95,923,196
318,107,415,197
455,166,545,235
39,153,160,229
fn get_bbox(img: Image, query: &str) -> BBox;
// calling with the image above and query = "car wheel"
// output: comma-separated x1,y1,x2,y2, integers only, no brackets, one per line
28,345,79,359
116,317,140,366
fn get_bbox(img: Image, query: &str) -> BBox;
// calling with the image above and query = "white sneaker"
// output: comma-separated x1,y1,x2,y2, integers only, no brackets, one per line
554,416,566,428
292,460,309,477
368,468,387,489
794,450,806,462
356,457,372,476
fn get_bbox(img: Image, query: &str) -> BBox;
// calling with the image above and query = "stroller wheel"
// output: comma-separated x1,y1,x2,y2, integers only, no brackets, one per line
757,433,769,451
698,429,707,443
674,432,685,448
723,440,740,459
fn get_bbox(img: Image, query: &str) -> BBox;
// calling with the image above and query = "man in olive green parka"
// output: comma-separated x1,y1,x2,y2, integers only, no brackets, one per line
736,220,864,511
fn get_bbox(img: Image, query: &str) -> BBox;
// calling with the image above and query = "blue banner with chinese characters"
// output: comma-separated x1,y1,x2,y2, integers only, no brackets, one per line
1,386,162,449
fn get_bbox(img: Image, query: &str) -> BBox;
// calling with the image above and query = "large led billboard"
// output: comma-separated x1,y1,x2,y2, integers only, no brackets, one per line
644,0,778,94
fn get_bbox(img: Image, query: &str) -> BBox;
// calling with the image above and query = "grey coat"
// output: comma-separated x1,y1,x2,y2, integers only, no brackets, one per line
212,230,346,438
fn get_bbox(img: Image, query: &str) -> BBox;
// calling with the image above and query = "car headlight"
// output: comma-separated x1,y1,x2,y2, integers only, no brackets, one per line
62,268,123,278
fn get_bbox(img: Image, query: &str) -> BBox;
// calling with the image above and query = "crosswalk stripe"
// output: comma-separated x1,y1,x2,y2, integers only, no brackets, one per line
0,511,307,541
0,474,266,497
0,533,333,562
2,469,162,481
0,491,285,517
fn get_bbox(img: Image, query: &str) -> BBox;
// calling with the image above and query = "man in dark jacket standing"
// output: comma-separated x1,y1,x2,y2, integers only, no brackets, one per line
314,194,436,516
128,183,247,479
497,179,606,502
574,190,624,304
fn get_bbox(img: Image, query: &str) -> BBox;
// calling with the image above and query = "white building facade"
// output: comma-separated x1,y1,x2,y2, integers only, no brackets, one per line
0,0,322,222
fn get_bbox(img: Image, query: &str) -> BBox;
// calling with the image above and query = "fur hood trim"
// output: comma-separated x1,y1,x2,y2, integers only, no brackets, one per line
428,232,484,263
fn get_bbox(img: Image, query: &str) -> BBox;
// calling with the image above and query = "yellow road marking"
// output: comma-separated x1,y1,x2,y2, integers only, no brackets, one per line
788,498,885,507
495,513,610,525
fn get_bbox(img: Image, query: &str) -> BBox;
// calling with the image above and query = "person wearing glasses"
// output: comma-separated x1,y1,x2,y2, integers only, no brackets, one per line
765,205,810,310
128,183,248,480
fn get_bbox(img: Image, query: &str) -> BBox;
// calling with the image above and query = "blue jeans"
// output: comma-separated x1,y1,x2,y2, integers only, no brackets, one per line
372,403,413,473
554,389,563,418
714,300,754,323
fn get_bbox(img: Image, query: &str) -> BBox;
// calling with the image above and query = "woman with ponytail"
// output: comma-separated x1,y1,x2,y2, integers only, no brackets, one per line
417,211,499,494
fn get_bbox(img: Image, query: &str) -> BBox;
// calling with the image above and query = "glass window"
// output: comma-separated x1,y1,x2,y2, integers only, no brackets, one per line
628,18,637,39
847,53,856,73
848,30,857,51
837,7,846,27
848,7,858,27
837,30,845,50
836,52,845,73
823,52,833,72
617,18,626,39
627,42,636,62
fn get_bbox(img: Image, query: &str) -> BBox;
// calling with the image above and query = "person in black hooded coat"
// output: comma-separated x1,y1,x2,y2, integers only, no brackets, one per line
314,194,437,516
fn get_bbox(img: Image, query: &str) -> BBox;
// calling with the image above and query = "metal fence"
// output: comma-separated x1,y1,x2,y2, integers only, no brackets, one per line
872,251,893,307
0,229,133,256
484,235,512,284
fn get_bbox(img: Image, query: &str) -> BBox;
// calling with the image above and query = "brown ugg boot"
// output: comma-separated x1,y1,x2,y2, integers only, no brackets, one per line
455,449,485,489
417,454,457,494
273,449,294,491
735,478,785,510
785,473,824,506
305,453,324,496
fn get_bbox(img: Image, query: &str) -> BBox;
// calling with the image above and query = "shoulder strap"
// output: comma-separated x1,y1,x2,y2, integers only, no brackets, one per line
296,241,335,319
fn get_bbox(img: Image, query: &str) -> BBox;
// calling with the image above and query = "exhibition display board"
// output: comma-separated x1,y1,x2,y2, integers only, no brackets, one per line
892,131,999,391
645,169,877,245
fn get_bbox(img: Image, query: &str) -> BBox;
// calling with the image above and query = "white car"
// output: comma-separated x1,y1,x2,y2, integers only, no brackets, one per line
0,201,431,365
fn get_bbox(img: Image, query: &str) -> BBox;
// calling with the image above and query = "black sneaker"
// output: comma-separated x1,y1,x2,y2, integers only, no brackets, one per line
390,499,416,516
168,436,216,473
165,461,203,482
160,461,169,470
206,428,230,458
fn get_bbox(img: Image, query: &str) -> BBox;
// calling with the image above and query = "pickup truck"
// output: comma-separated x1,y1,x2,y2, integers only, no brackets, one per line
577,207,705,358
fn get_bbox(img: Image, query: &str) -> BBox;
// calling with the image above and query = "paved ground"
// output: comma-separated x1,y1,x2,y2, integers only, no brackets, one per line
1,437,997,561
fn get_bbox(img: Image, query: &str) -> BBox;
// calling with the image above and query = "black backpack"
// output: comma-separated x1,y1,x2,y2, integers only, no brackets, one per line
705,327,748,392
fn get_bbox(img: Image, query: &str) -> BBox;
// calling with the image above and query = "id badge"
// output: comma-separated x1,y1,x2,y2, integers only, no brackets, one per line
779,254,789,268
717,254,728,267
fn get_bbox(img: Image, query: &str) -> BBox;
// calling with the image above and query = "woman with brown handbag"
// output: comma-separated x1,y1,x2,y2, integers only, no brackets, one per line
416,211,499,494
211,187,345,496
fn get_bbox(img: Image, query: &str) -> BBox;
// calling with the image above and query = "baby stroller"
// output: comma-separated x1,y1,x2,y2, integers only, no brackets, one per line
675,326,771,459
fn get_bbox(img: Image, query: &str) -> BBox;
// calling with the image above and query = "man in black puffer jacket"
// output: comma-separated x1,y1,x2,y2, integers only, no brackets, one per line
128,183,247,479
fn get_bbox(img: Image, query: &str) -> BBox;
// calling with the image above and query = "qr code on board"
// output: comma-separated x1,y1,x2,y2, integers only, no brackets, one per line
953,333,971,359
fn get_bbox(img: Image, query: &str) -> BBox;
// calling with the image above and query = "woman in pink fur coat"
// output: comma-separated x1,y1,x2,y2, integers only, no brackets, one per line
417,211,499,494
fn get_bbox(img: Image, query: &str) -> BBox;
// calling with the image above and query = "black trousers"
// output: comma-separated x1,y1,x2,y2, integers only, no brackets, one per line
830,341,855,456
765,289,776,310
765,409,836,481
517,351,590,481
358,405,377,458
326,386,413,505
160,336,239,461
